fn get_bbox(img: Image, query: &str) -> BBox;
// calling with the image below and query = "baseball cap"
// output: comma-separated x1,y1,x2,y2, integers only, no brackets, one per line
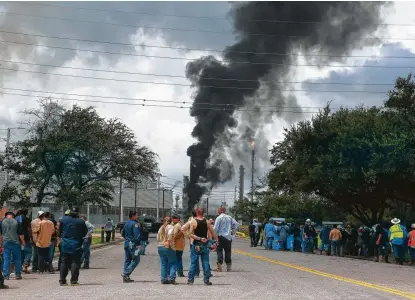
71,207,79,214
37,211,45,217
65,209,70,215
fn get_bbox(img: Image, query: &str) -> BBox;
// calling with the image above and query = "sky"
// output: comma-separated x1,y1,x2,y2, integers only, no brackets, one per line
1,1,415,208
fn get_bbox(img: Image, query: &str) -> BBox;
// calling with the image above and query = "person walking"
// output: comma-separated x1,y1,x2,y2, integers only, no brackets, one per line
213,205,239,272
188,207,217,285
319,225,331,255
172,215,185,277
80,216,95,269
33,211,55,274
1,211,25,280
157,216,177,284
408,224,415,266
388,218,408,265
121,211,142,283
0,219,9,289
105,218,113,243
59,207,88,286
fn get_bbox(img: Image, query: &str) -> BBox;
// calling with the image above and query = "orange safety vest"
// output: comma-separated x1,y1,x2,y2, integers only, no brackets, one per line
409,230,415,247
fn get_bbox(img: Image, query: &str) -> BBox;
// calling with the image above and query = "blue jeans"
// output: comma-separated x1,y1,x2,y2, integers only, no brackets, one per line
49,241,56,266
188,244,210,282
265,237,273,250
319,243,330,252
331,240,341,255
123,245,140,276
158,246,177,281
3,241,22,276
176,250,183,274
392,243,405,260
409,247,415,261
22,242,33,266
140,241,147,255
302,238,314,253
81,238,91,265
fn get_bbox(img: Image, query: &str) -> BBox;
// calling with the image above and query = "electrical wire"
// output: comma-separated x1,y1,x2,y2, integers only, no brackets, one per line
0,67,394,93
10,1,415,26
3,10,415,40
0,59,406,86
2,30,415,59
2,39,415,69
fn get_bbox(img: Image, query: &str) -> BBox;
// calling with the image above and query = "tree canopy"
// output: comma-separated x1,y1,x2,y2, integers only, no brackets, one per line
268,74,415,225
2,98,159,207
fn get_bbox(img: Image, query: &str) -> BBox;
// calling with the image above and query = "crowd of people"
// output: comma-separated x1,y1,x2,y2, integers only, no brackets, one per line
0,207,95,289
120,205,239,286
249,217,415,266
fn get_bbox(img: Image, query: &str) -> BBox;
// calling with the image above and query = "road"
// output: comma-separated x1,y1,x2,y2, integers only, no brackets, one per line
3,237,415,300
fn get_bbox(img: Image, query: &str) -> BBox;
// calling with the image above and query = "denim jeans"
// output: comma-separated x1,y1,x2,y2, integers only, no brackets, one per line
392,243,405,260
123,245,140,276
60,250,82,283
175,250,183,274
3,241,22,276
188,244,210,282
81,238,91,265
331,240,341,256
302,238,314,253
22,242,33,266
319,243,330,252
409,247,415,261
140,240,147,255
49,241,56,266
37,246,51,272
158,246,176,281
265,237,273,250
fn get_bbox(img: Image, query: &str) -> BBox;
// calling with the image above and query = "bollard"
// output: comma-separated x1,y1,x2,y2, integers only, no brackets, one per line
101,227,105,244
112,228,115,241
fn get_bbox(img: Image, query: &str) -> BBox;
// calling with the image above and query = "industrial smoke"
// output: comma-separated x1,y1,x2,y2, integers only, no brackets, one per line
184,1,387,210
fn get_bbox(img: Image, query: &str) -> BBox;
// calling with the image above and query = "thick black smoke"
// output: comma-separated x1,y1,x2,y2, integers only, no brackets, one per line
184,2,387,210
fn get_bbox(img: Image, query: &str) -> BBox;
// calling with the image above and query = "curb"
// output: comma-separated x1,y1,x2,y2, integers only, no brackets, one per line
52,239,123,259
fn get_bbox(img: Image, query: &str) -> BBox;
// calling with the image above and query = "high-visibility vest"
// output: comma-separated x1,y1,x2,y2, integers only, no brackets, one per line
389,224,404,241
408,231,415,247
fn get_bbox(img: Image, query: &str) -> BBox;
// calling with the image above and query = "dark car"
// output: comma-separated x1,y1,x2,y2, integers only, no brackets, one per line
116,221,126,233
117,215,161,234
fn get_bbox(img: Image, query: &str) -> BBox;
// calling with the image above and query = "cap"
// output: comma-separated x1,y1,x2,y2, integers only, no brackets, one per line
37,211,45,217
64,209,71,215
71,207,79,214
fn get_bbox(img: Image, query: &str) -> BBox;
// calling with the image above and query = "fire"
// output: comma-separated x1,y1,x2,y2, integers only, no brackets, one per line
250,140,255,150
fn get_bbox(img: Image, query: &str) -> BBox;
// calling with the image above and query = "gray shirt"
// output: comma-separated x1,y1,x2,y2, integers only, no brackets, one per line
0,218,23,244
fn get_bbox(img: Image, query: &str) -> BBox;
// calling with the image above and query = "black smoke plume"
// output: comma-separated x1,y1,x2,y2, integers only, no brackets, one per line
185,2,387,210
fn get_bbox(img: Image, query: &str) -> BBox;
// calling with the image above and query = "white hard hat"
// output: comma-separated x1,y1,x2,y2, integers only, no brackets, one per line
306,219,311,222
37,211,45,217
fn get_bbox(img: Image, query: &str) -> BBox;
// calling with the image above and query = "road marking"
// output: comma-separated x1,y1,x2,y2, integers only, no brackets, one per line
234,249,415,300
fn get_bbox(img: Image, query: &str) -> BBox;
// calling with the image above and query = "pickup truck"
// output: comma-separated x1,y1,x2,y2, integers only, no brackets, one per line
117,215,162,234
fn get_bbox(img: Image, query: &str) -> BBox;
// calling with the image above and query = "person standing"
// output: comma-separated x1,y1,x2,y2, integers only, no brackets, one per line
264,219,277,250
388,218,408,265
249,221,256,247
1,211,25,280
408,223,415,266
376,222,390,263
213,206,238,272
105,218,113,243
188,207,217,285
121,211,142,283
80,216,95,269
0,219,9,289
157,216,177,284
138,221,149,255
303,219,317,253
48,213,59,271
172,215,185,277
31,211,43,273
59,207,88,286
33,211,55,274
329,225,342,256
16,209,32,274
319,225,331,255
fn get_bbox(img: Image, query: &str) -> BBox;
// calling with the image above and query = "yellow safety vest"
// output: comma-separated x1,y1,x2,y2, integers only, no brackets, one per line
389,224,404,241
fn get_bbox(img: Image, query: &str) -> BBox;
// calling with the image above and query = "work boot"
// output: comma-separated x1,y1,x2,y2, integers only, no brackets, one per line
226,264,232,272
177,272,185,277
82,264,90,269
0,283,9,289
22,264,31,274
15,274,22,280
216,263,222,272
204,281,212,286
384,256,390,263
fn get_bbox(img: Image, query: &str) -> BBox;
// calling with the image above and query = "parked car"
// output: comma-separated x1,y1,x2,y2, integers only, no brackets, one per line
116,221,126,233
117,215,162,234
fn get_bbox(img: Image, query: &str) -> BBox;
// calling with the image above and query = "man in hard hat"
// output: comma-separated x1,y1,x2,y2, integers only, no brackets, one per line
388,218,408,265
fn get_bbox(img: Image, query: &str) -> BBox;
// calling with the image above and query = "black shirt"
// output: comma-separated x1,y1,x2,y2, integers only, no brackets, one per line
194,218,208,239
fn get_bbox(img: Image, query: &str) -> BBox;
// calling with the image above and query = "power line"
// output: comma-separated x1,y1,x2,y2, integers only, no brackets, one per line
10,1,415,26
4,10,415,40
0,91,324,113
2,39,415,69
0,67,394,93
0,59,406,86
2,30,415,60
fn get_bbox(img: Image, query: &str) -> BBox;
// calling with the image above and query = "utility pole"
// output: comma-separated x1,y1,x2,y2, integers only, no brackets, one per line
157,175,160,221
118,177,123,223
234,186,237,202
239,165,244,201
134,182,137,212
250,140,255,219
162,188,165,219
4,128,10,185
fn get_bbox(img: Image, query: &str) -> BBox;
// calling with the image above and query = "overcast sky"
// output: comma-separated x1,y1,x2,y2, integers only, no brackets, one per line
1,1,415,207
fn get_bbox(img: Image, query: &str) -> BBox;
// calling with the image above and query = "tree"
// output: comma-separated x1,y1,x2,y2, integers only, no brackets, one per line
268,103,407,225
6,99,159,207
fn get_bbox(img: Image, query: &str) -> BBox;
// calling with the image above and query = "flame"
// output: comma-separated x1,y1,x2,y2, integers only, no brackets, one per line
250,140,255,149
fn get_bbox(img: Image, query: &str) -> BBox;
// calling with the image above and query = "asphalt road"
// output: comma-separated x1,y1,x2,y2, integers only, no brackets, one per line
3,237,415,300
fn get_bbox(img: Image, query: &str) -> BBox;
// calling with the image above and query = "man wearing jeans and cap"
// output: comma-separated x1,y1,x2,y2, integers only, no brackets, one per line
0,218,9,289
